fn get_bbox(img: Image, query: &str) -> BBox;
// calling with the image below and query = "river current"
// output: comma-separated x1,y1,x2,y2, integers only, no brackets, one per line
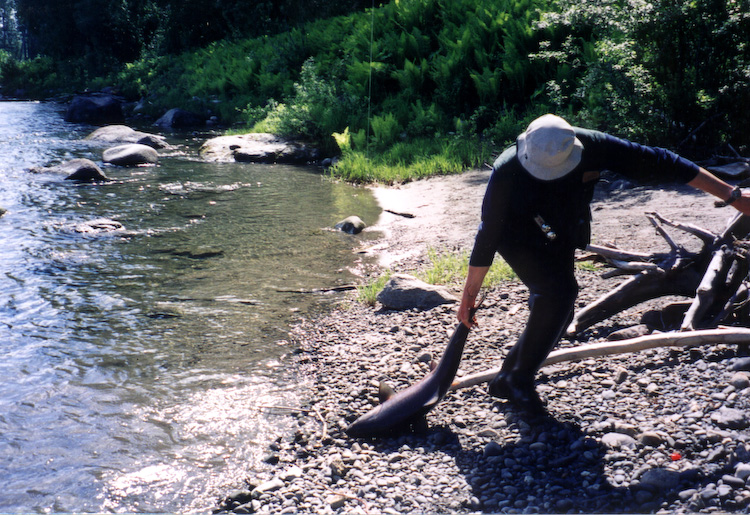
0,102,381,512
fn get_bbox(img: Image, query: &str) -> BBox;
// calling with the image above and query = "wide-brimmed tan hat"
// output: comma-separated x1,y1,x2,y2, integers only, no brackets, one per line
517,114,583,180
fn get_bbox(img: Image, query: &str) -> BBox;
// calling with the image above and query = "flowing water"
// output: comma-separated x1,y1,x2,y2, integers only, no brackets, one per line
0,102,381,512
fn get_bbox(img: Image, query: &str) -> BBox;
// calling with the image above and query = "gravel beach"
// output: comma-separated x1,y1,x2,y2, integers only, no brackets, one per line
217,170,750,514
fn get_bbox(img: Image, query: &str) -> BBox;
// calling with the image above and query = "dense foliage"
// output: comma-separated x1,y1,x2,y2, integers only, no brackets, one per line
1,0,748,182
7,0,369,63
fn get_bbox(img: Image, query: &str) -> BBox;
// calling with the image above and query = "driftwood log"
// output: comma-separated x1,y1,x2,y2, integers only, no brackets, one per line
451,328,750,391
452,212,750,391
569,212,750,335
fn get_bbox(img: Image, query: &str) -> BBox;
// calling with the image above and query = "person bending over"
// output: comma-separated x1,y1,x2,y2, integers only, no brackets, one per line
457,114,750,412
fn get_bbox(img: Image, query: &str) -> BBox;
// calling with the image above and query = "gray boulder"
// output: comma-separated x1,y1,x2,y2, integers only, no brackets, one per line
103,144,159,166
65,93,124,124
335,216,365,234
30,158,109,182
154,108,205,128
200,133,319,164
711,406,750,429
376,273,458,311
86,125,169,149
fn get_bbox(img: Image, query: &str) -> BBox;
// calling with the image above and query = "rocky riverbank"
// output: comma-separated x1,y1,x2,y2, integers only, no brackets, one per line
217,172,750,514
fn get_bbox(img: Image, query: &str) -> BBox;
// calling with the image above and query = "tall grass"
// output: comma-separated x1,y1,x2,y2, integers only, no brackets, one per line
356,248,516,306
329,136,495,184
417,248,516,287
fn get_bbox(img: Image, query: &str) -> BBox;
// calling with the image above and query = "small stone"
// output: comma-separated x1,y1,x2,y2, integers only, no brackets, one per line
601,432,637,450
529,441,547,451
735,463,750,480
477,428,500,439
729,357,750,371
718,484,733,498
281,466,303,481
233,502,254,514
251,478,284,499
614,367,629,384
328,495,347,510
608,324,650,341
722,474,745,488
678,489,697,502
484,441,503,457
639,431,666,447
730,372,750,390
263,454,280,465
330,458,348,477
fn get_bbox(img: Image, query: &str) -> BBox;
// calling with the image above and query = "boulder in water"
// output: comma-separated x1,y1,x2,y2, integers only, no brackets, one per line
154,108,205,128
103,144,159,166
30,158,109,183
65,93,124,125
335,216,366,234
200,133,319,164
86,125,169,149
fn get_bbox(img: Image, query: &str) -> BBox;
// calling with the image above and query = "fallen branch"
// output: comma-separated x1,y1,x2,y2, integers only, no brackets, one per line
645,211,716,245
450,328,750,391
275,285,357,294
585,243,654,262
384,209,416,218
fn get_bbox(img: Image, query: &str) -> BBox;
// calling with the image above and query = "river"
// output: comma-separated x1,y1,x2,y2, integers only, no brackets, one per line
0,102,381,512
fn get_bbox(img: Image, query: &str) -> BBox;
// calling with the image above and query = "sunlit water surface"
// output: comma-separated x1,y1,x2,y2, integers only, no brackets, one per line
0,102,381,512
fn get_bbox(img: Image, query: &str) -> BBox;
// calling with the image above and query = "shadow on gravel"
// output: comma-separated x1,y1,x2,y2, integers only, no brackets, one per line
451,409,635,513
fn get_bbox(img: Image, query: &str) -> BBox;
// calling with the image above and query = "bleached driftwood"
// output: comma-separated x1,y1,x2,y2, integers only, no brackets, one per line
450,328,750,391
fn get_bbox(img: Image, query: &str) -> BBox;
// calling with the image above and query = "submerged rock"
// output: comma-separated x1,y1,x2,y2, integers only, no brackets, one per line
73,218,124,234
335,216,366,234
30,158,109,183
86,125,169,149
103,144,159,166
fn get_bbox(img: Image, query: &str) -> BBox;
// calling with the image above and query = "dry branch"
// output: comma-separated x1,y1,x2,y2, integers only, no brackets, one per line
569,213,750,335
450,328,750,391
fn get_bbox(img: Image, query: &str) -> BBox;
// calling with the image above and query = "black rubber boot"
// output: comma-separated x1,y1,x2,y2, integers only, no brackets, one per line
488,290,575,412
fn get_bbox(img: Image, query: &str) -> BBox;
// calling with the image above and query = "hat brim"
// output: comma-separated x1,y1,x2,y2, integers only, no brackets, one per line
517,135,584,181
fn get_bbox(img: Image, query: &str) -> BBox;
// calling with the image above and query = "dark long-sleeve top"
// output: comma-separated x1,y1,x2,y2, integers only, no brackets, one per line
469,128,701,267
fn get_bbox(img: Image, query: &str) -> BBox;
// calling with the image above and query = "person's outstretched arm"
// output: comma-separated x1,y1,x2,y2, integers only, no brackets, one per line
688,167,750,215
458,265,490,327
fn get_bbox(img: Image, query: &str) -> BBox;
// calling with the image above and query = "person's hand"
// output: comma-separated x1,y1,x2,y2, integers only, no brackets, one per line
457,297,477,328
